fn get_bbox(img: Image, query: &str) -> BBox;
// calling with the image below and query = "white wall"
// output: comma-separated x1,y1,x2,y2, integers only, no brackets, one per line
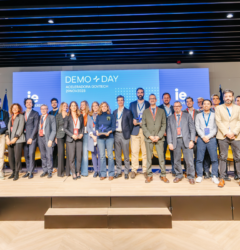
0,62,240,106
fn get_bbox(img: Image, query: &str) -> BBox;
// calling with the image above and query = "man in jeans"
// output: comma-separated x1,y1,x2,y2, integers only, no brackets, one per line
195,99,219,185
215,89,240,187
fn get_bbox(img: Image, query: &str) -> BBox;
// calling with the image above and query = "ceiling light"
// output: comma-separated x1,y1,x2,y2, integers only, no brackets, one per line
227,13,233,18
70,54,76,60
48,19,54,24
189,51,194,55
71,53,75,58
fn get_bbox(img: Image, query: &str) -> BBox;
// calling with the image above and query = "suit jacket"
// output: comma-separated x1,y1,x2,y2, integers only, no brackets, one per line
129,100,150,135
113,107,133,139
6,114,26,143
23,110,39,141
56,113,66,139
158,104,174,132
167,112,195,149
142,107,166,143
38,114,56,147
183,108,200,136
0,109,9,135
215,104,240,140
64,114,84,142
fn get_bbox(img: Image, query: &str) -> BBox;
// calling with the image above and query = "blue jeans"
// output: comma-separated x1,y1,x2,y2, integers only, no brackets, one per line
81,133,89,176
97,137,115,177
196,137,219,177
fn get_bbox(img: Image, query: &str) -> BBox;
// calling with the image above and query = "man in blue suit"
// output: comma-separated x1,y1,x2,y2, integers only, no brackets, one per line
23,98,39,179
129,88,150,179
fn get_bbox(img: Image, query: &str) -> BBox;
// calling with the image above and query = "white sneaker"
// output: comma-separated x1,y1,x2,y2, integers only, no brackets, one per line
196,177,202,183
212,176,219,184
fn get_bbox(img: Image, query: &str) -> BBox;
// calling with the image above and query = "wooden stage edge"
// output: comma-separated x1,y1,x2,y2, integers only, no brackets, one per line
0,166,240,221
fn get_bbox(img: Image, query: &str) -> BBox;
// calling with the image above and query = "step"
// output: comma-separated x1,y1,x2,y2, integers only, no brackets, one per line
44,208,172,229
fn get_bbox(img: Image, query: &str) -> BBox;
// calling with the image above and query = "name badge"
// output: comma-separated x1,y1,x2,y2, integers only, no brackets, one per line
74,128,79,135
39,129,44,136
84,127,87,133
0,121,6,128
24,129,26,133
177,127,181,135
204,128,210,136
116,121,119,128
10,127,13,132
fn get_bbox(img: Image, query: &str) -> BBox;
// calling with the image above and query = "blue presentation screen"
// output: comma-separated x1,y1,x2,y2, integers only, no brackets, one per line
13,68,209,113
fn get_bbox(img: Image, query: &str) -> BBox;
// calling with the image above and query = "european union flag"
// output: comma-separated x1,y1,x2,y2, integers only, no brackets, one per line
2,91,8,111
219,85,224,105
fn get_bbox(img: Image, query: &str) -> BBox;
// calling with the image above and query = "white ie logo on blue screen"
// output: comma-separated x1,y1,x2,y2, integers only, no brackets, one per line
175,88,187,102
27,91,39,103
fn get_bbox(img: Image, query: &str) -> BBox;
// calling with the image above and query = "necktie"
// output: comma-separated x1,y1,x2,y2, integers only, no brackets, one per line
152,108,155,115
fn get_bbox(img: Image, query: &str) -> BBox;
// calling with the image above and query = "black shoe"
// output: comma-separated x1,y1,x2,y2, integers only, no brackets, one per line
22,173,29,178
72,174,77,180
47,173,52,178
125,174,129,179
77,175,81,179
114,173,122,179
13,172,19,181
204,172,210,179
93,172,98,178
40,172,48,177
234,175,239,180
98,172,101,178
8,173,15,179
61,173,65,177
28,173,33,179
224,176,231,181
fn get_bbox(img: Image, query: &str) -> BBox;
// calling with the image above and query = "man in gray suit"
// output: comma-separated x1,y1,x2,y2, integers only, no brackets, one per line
142,94,169,183
167,101,196,184
38,104,56,178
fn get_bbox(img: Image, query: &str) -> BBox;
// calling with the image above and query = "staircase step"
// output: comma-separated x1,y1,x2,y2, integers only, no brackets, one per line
44,208,172,229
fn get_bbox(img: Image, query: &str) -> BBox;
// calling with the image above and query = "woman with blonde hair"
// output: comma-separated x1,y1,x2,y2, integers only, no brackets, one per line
95,102,116,180
6,103,25,181
56,102,70,177
87,101,101,177
64,101,84,180
80,100,90,176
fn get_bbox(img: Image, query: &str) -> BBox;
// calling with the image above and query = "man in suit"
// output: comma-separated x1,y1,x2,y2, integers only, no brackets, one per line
158,93,175,176
129,88,150,179
142,94,169,183
167,101,196,184
38,104,56,178
0,104,9,180
23,98,39,179
215,89,240,187
113,95,133,179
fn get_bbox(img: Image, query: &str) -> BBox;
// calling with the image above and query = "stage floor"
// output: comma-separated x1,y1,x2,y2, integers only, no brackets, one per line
0,165,239,197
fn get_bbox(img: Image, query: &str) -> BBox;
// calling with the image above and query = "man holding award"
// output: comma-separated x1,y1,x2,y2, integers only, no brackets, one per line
129,88,150,179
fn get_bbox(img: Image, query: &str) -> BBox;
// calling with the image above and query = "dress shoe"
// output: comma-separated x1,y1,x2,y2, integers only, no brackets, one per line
145,176,153,183
22,173,29,178
114,173,122,179
183,172,187,178
47,173,52,178
8,172,15,179
172,173,176,177
130,171,136,179
173,177,182,183
125,174,129,179
28,173,33,179
40,172,48,177
109,176,114,181
234,175,239,180
93,172,98,178
72,176,77,180
13,172,19,181
224,176,231,181
143,172,148,179
189,179,195,185
160,176,169,183
204,172,210,179
100,177,106,180
61,173,65,177
218,178,225,188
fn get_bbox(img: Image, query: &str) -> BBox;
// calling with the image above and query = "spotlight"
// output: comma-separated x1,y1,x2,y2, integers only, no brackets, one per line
189,51,194,55
48,19,54,24
70,54,76,60
227,13,233,18
71,54,75,58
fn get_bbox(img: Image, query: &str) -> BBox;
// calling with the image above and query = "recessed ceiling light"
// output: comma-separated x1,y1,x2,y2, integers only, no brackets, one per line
227,13,233,18
189,51,194,55
71,54,75,58
48,19,54,24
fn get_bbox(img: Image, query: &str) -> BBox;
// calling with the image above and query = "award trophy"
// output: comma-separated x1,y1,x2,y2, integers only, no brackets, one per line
98,124,109,136
135,114,142,125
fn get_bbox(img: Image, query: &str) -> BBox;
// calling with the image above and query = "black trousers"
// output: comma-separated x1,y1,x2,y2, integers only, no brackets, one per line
66,139,83,174
24,138,37,174
8,143,24,173
57,137,70,176
53,144,58,169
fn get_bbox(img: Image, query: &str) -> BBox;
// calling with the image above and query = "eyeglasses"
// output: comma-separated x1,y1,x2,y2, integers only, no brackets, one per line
174,106,181,108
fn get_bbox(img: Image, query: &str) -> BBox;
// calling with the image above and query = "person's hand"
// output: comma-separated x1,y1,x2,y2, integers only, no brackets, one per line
10,138,18,145
93,135,97,142
133,119,138,126
168,144,174,151
195,136,198,143
153,136,160,142
55,138,57,144
78,134,83,139
96,131,99,136
149,136,155,142
189,141,194,149
164,132,167,137
48,140,53,147
226,132,235,139
202,136,210,143
6,137,11,146
72,135,78,140
105,132,110,137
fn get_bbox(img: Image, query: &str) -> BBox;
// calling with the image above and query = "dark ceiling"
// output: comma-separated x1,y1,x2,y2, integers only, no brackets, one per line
1,0,240,67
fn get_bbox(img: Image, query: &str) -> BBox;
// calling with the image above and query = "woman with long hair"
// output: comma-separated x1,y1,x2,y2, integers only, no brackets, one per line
6,103,25,181
95,102,116,180
64,101,84,180
80,100,90,177
56,102,70,177
87,101,101,177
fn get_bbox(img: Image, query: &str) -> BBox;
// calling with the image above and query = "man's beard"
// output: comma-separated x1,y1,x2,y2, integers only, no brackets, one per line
138,95,144,100
225,99,233,104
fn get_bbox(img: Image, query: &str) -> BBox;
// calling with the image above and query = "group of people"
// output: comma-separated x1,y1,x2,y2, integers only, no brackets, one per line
0,87,240,188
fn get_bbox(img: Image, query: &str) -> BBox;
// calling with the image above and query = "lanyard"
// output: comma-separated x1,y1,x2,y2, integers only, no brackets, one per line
164,106,171,117
150,107,157,120
174,112,182,128
117,110,123,120
138,102,145,112
53,109,58,117
72,115,78,129
202,112,211,127
40,114,48,129
187,108,195,121
0,110,2,121
92,114,97,127
226,107,231,117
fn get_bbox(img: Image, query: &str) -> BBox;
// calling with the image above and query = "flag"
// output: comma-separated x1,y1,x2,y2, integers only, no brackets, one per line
219,85,224,104
2,91,8,111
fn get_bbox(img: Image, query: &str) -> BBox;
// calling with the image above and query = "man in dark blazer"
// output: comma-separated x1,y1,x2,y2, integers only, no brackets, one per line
158,93,175,176
23,98,39,179
113,95,133,179
129,87,150,179
38,104,56,178
142,94,169,183
167,101,196,184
